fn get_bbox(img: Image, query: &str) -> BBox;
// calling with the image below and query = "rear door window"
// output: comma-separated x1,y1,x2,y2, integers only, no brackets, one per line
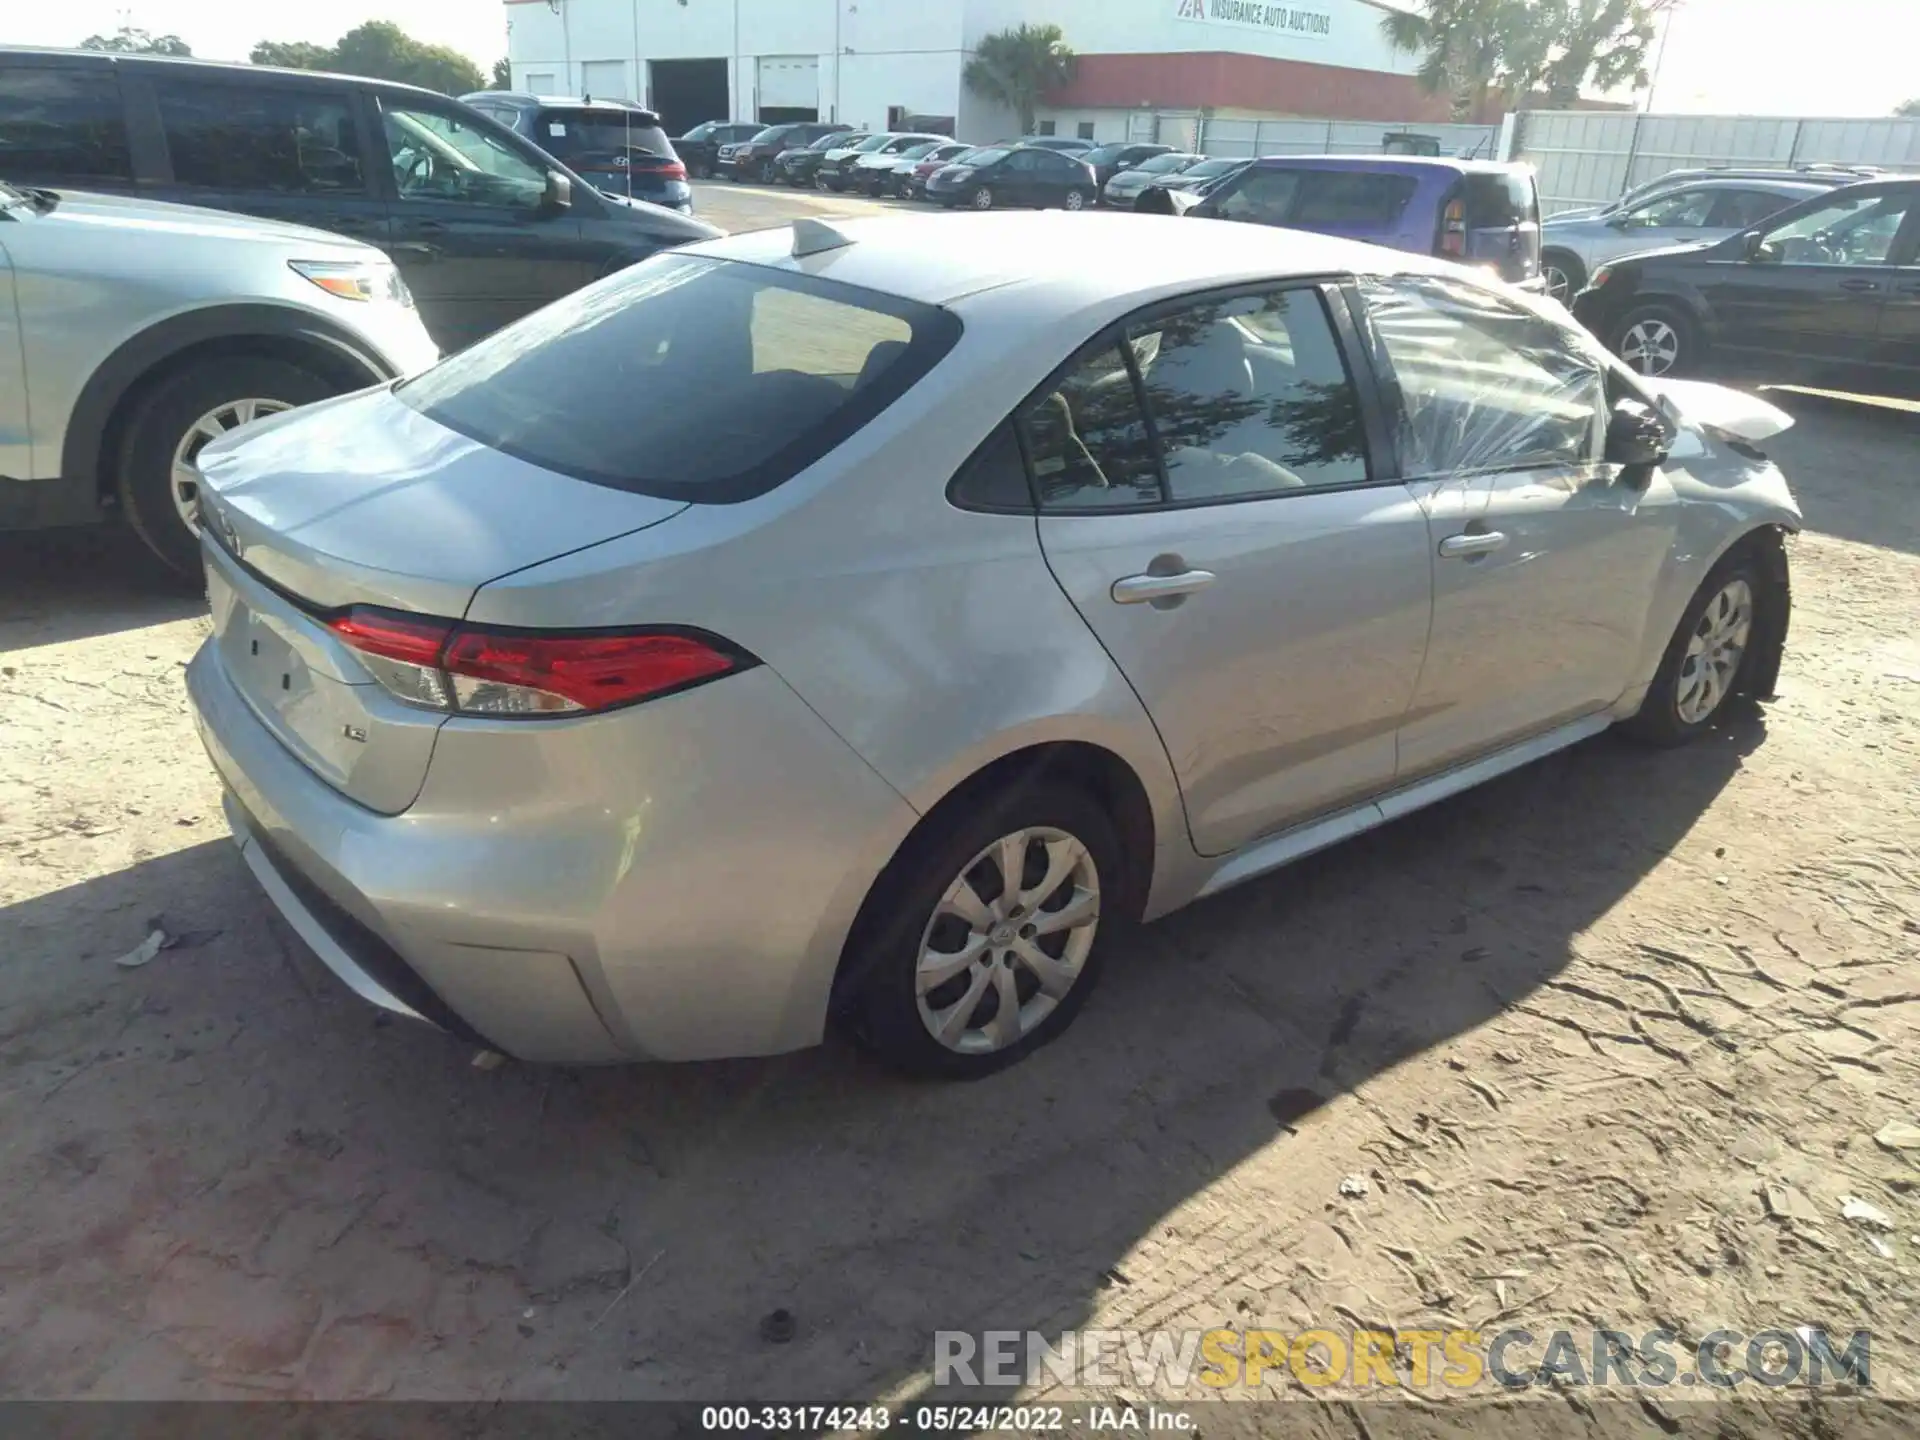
156,82,365,194
1291,171,1418,226
399,255,962,503
0,66,132,182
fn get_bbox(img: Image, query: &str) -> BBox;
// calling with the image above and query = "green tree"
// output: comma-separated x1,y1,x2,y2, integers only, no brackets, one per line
248,22,484,96
80,26,191,56
492,58,512,90
1383,0,1667,117
249,40,333,70
962,23,1076,137
1898,99,1920,118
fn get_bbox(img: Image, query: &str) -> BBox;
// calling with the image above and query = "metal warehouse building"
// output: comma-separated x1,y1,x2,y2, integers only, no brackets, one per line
503,0,1454,143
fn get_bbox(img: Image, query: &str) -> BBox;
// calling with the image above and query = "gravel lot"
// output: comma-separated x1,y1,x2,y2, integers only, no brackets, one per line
2,185,1918,1410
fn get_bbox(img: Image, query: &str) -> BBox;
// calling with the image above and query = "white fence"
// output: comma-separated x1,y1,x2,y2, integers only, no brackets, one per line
1123,111,1499,160
1515,111,1920,215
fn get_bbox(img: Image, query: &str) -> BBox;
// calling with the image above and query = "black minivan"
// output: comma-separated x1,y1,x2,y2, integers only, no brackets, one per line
0,49,719,351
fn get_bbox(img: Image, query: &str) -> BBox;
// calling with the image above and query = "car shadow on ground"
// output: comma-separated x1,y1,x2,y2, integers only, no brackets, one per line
0,705,1765,1399
1759,390,1920,558
0,528,202,652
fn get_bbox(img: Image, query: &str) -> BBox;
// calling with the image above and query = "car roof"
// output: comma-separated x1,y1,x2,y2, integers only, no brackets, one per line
686,210,1448,309
3,44,448,102
1250,154,1523,176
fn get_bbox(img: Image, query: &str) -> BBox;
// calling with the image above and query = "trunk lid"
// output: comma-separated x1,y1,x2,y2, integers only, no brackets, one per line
195,386,687,813
194,385,687,617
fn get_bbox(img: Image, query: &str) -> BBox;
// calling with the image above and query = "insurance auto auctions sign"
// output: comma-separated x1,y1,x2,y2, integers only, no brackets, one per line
1173,0,1335,41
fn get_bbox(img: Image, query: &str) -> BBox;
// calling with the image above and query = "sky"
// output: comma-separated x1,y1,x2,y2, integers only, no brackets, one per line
9,0,1918,117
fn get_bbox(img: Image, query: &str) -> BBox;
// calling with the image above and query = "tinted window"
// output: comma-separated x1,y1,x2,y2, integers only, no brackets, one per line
1711,188,1799,229
949,422,1033,510
1463,171,1537,226
1134,290,1369,500
1007,151,1040,172
1758,191,1913,266
967,147,1011,166
1019,341,1163,509
1216,169,1301,225
0,67,131,181
1082,145,1130,165
400,255,960,503
157,83,364,194
681,121,717,141
538,112,673,160
1291,172,1418,226
1622,187,1717,229
382,101,547,209
1035,151,1076,172
1360,276,1604,476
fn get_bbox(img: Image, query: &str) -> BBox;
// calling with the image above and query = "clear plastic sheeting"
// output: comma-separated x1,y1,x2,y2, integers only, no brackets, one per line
1358,276,1607,478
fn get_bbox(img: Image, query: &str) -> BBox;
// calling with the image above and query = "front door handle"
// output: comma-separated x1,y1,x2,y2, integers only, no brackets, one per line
1111,569,1217,605
1838,277,1882,293
1439,531,1509,559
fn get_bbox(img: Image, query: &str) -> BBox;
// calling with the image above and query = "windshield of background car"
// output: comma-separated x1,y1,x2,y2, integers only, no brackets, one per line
1184,159,1242,179
1083,145,1131,165
398,255,963,503
806,132,847,151
1136,153,1197,175
854,134,897,153
539,113,673,160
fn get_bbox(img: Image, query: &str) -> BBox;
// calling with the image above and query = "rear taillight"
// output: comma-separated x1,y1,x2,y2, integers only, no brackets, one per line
660,161,687,180
325,606,751,718
1439,198,1468,258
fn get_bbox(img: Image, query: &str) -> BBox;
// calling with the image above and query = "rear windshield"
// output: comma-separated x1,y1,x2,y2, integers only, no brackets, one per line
539,112,672,160
1463,171,1538,226
399,255,962,504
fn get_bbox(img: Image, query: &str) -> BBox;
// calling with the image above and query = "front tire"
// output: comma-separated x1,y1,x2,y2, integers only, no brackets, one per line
1621,555,1764,747
1063,187,1089,212
116,356,336,577
848,784,1122,1079
971,185,994,211
1613,304,1696,378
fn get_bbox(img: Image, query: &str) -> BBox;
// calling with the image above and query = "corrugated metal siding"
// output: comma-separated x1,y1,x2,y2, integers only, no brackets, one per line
1196,116,1499,159
1519,111,1920,215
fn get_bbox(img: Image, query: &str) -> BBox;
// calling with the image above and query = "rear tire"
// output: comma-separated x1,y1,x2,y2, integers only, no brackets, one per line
1620,554,1764,747
847,783,1123,1079
1063,188,1089,212
115,356,337,578
971,185,994,211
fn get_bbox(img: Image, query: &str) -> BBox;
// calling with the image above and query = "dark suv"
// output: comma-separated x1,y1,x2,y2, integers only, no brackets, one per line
0,49,718,352
675,120,762,179
720,121,850,182
1142,156,1545,291
461,92,691,214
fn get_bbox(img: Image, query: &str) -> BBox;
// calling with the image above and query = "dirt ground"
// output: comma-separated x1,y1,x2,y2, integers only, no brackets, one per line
2,186,1918,1416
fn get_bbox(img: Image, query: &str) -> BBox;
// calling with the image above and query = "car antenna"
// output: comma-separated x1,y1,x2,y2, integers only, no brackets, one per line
791,217,856,257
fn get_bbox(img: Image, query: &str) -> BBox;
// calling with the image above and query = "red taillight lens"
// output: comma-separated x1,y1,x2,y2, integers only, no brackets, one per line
660,161,688,180
1440,198,1468,257
441,629,736,714
325,606,749,718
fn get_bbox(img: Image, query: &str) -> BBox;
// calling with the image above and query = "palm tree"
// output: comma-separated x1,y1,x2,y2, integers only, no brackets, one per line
962,24,1076,138
1383,0,1666,116
1898,99,1920,118
1539,0,1665,107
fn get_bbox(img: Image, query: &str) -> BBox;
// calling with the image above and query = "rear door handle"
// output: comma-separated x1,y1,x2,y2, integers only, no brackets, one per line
1839,277,1882,293
1439,531,1509,559
1110,569,1217,605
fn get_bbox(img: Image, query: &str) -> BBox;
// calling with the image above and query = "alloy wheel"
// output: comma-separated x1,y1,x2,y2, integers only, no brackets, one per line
1064,189,1086,211
915,827,1101,1056
972,186,994,210
1619,317,1681,375
170,397,294,533
1675,578,1753,724
1544,265,1574,304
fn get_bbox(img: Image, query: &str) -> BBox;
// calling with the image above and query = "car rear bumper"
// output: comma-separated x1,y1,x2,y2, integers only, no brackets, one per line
186,630,920,1065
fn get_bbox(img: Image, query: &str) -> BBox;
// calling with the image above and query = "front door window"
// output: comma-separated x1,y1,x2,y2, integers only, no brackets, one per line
1755,192,1913,266
381,102,548,210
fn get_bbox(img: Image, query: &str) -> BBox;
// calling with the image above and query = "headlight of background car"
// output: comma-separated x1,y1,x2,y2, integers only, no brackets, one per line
290,259,414,308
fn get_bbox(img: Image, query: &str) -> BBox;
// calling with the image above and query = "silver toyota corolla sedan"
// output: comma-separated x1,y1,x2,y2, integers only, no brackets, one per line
185,211,1801,1078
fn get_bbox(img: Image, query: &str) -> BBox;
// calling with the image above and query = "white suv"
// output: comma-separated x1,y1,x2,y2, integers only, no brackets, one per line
0,180,437,574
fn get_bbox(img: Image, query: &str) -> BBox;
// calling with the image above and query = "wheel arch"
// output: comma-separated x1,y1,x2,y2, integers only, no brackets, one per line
826,738,1161,1020
61,304,400,503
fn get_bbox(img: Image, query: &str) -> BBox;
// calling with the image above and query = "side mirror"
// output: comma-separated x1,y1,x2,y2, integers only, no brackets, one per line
540,170,572,214
1605,398,1671,469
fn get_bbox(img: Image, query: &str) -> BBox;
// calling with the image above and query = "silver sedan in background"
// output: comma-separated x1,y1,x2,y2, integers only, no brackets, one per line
186,212,1800,1079
1540,175,1833,302
1103,152,1204,207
